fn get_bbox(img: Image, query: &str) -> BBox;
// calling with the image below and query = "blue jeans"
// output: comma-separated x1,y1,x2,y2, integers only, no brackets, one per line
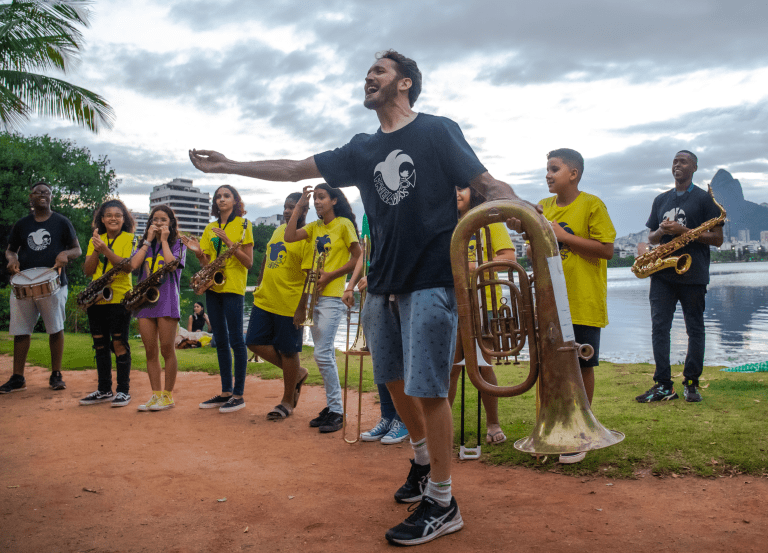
650,278,707,387
206,291,248,396
310,296,345,414
377,383,401,422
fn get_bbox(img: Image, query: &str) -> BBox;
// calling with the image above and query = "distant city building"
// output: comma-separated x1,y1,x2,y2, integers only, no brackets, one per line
132,212,149,237
761,231,768,243
738,229,751,242
253,214,282,227
149,178,210,236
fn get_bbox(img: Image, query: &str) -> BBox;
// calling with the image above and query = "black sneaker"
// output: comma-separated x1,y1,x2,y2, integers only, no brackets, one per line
394,459,431,503
79,390,114,405
199,395,231,409
318,412,343,433
635,383,678,403
49,371,66,390
385,496,464,546
219,396,246,413
309,407,330,428
683,380,702,402
0,374,26,394
111,392,132,407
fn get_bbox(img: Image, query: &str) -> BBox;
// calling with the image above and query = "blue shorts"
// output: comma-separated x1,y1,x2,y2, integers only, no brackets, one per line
573,324,601,368
245,305,303,355
361,287,458,399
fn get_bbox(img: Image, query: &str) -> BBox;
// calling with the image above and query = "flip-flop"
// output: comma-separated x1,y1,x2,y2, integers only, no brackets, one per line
486,429,507,445
266,404,291,421
293,371,309,408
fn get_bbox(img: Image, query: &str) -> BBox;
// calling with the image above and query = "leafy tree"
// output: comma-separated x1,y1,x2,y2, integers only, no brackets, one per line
0,131,118,285
0,0,114,132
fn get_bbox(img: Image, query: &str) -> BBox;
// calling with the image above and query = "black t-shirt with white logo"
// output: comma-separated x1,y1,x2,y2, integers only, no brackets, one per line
314,113,486,294
7,212,77,287
645,185,722,285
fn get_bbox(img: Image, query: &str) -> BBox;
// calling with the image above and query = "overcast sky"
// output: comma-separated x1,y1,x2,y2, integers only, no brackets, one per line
22,0,768,236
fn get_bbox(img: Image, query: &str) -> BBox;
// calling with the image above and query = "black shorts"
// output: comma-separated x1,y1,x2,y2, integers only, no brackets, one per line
573,324,601,368
245,305,303,354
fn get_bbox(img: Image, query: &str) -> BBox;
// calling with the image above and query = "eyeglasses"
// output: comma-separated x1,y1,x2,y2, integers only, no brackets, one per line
31,191,52,197
103,214,124,220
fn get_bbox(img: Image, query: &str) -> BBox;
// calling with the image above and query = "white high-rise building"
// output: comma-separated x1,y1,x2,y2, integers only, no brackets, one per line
131,212,149,237
149,178,210,236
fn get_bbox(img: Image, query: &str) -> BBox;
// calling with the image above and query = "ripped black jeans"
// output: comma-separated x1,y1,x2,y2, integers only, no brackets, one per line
87,304,132,394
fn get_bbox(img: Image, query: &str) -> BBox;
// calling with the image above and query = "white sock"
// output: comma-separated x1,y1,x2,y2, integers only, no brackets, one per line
411,437,430,466
425,477,452,507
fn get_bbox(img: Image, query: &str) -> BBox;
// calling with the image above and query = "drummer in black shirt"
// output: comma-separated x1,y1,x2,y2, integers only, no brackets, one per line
1,181,81,394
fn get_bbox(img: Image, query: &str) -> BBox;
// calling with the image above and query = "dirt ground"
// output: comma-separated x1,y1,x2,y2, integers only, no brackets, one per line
1,359,766,553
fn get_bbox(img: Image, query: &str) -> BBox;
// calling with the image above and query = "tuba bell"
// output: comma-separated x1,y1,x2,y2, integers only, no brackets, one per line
450,200,624,455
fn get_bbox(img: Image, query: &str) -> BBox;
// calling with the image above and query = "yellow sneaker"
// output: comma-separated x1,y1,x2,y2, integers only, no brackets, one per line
137,394,160,412
150,391,175,411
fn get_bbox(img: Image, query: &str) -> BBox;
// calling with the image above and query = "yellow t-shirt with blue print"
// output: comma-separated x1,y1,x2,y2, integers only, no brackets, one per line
253,224,312,317
301,217,358,298
201,216,254,296
539,192,615,328
467,222,515,310
85,231,133,305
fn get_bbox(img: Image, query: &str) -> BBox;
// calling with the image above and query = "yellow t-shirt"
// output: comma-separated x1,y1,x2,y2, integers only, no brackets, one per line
301,217,358,298
85,231,133,305
539,192,616,328
467,222,515,309
253,224,312,317
201,216,254,296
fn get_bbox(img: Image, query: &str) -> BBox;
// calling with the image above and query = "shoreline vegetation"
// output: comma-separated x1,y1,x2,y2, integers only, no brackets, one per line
2,331,765,479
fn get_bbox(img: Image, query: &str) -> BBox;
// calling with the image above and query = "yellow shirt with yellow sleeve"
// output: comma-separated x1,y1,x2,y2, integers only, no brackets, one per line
539,192,616,328
253,224,312,317
467,222,515,309
85,231,133,305
301,216,358,298
200,216,254,296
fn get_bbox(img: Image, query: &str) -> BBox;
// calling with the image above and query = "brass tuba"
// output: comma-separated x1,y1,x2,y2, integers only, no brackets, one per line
451,200,624,455
631,186,726,278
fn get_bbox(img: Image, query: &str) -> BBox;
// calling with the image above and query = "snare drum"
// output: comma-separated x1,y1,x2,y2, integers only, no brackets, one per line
11,268,62,300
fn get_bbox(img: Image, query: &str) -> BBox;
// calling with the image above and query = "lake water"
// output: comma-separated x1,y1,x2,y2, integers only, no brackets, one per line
193,261,767,368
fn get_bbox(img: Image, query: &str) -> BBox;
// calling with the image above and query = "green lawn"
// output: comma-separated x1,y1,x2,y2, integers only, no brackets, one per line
2,331,766,478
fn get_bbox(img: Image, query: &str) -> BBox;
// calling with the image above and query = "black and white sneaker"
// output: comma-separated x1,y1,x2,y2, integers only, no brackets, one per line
79,390,114,405
219,396,246,413
199,395,231,409
683,380,702,402
635,383,678,403
394,459,431,503
309,407,330,428
49,371,66,390
0,374,26,394
111,392,132,407
385,496,464,546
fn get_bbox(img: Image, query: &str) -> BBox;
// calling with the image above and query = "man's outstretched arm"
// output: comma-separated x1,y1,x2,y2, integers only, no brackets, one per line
189,150,321,182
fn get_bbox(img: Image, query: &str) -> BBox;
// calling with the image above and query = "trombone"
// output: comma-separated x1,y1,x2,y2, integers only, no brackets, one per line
342,235,369,444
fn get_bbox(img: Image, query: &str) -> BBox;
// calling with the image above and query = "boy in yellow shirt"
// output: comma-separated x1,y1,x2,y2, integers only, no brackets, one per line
538,148,616,464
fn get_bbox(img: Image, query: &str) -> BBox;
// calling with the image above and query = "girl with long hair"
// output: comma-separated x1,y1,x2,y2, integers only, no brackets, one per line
449,186,516,445
285,183,361,433
182,185,254,413
130,205,186,411
188,301,211,333
79,199,136,408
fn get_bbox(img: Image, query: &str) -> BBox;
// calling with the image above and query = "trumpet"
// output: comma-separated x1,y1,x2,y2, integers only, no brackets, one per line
451,200,624,455
342,235,370,444
299,245,327,327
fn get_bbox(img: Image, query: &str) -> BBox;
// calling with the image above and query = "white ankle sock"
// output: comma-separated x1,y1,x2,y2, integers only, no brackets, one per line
411,437,430,466
425,477,452,507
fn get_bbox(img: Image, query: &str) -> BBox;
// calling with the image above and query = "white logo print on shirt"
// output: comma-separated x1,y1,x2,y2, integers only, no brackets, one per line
662,207,686,227
373,149,416,206
27,229,51,251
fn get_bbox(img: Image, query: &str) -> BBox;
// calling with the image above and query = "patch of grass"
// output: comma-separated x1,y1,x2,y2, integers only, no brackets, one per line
2,332,766,478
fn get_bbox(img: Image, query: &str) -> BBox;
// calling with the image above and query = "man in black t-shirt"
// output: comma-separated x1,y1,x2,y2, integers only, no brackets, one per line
635,151,724,404
190,50,528,546
1,182,81,395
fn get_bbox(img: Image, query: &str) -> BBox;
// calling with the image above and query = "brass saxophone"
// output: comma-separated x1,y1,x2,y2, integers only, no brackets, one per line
191,221,249,295
122,255,181,313
77,258,132,309
632,186,726,279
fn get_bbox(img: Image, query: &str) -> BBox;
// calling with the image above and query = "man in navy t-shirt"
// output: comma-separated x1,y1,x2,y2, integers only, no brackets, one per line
190,49,526,546
635,151,724,405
